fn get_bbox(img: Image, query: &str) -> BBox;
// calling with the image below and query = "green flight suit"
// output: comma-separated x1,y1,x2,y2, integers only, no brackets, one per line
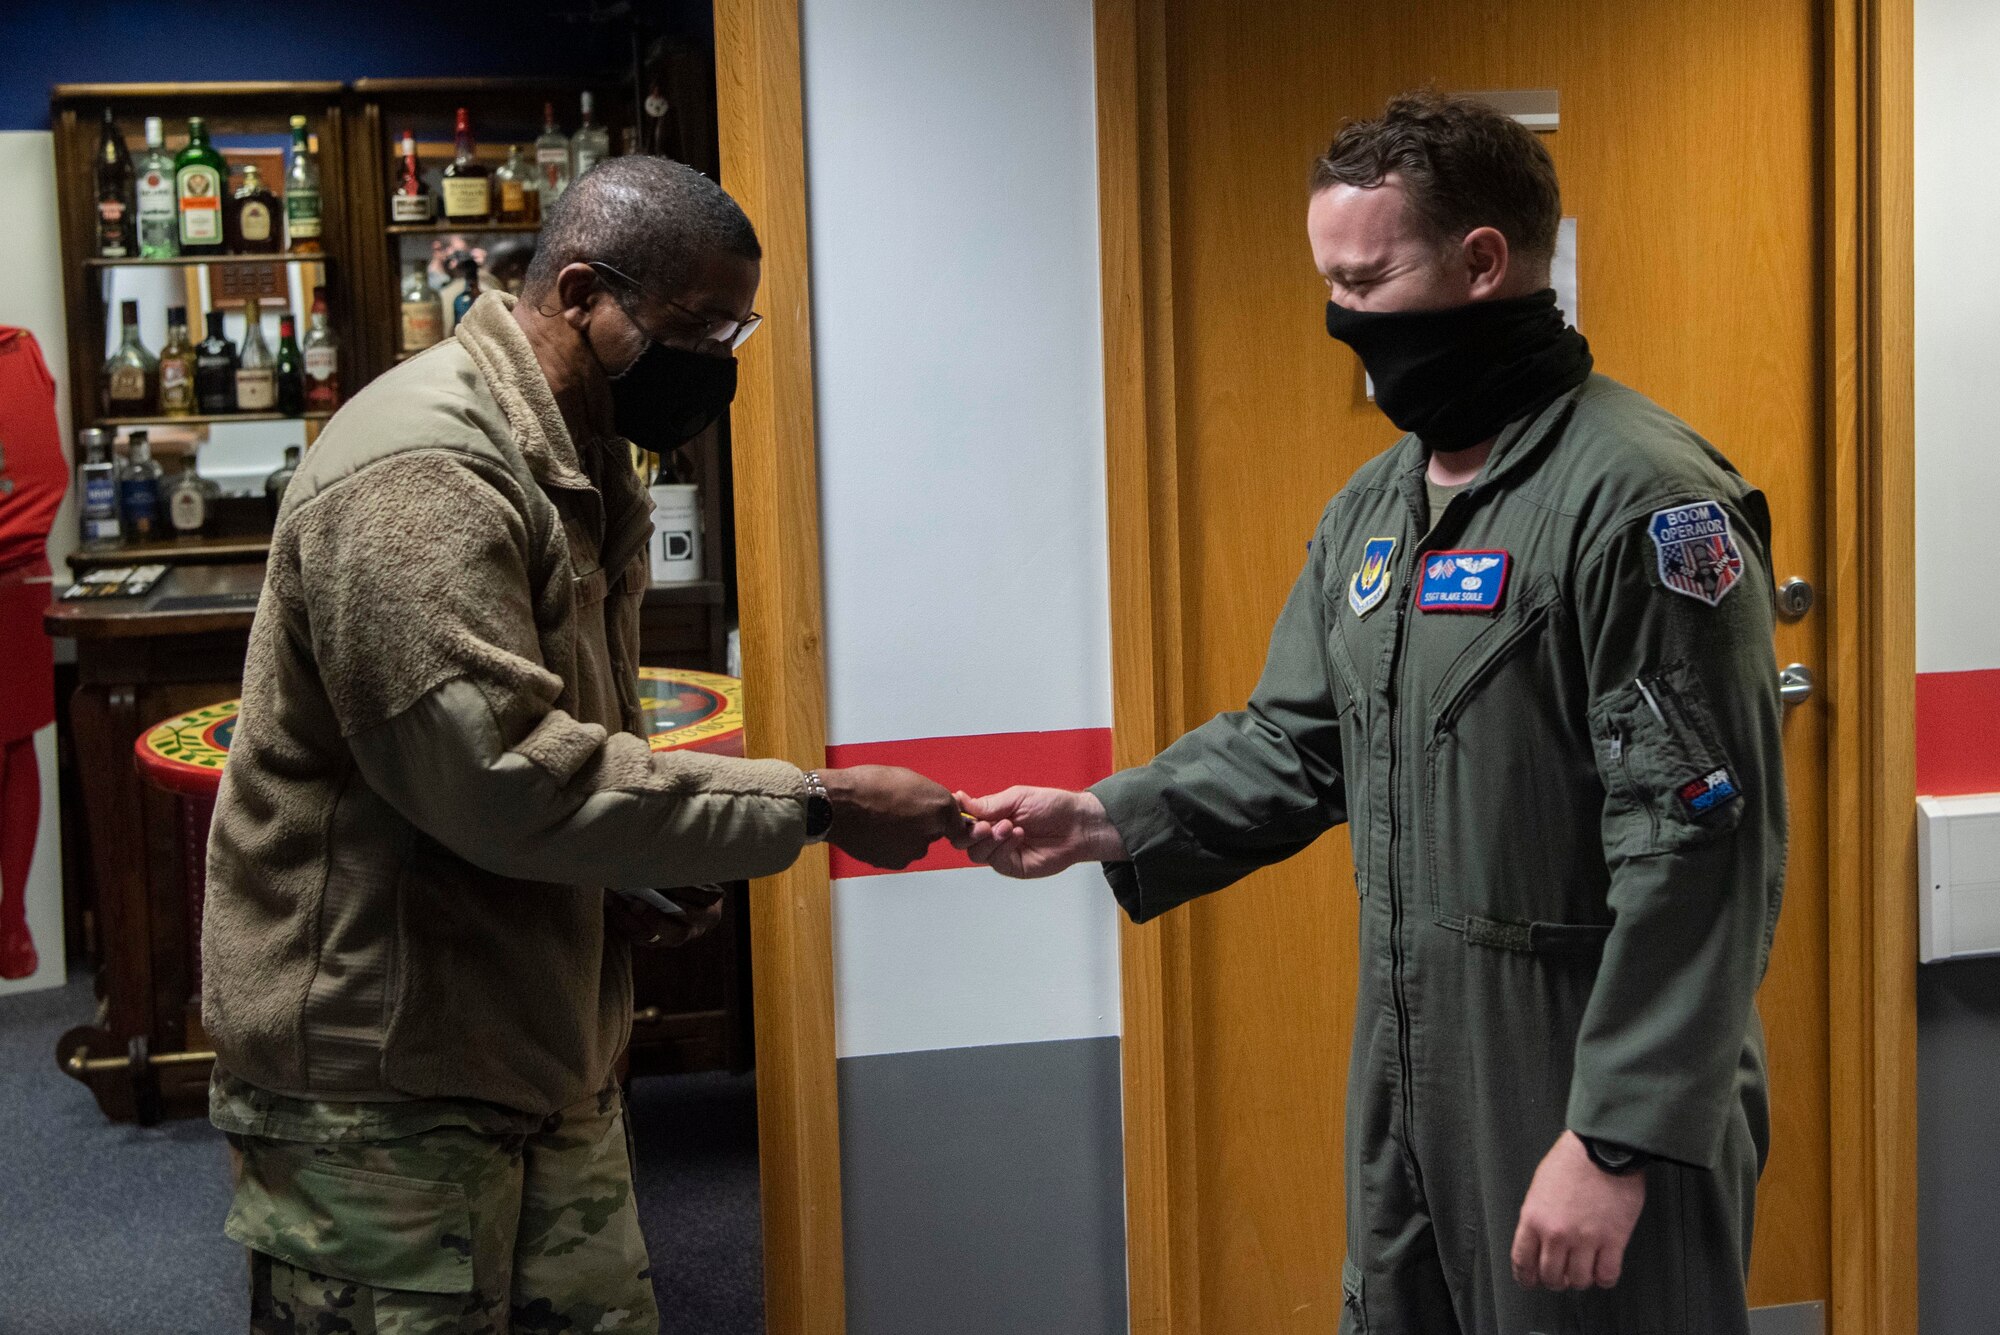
1094,374,1786,1335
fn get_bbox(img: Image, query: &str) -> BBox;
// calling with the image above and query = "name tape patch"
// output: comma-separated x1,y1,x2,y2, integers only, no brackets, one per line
1349,536,1397,617
1677,767,1742,820
1415,549,1510,613
1649,501,1744,606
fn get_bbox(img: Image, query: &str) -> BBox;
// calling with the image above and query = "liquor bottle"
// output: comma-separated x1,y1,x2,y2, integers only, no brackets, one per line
494,144,540,224
284,114,323,253
452,258,482,326
643,81,678,156
534,101,571,203
265,444,301,521
274,313,306,416
101,299,157,417
174,116,227,256
302,286,339,410
77,428,123,549
390,129,435,224
195,309,239,414
228,163,281,255
135,116,177,259
400,264,444,353
236,298,277,412
440,107,492,224
118,430,164,542
166,454,211,536
95,108,137,259
157,305,196,416
570,91,610,180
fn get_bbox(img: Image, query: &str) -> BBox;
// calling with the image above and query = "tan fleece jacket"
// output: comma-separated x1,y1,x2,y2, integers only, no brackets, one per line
201,291,807,1116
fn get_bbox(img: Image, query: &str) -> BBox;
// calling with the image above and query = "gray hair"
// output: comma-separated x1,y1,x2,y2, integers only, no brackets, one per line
522,156,761,302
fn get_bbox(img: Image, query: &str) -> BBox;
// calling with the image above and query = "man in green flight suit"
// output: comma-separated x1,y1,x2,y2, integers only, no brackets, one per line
962,91,1786,1335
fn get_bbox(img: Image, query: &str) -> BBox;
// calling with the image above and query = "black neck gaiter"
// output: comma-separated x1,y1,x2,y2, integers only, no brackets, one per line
1324,289,1593,452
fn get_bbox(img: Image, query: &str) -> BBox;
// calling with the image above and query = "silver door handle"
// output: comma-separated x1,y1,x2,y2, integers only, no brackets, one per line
1780,663,1814,706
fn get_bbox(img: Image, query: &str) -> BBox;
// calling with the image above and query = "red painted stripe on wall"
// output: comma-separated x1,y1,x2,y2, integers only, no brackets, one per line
825,728,1115,879
1917,669,2000,796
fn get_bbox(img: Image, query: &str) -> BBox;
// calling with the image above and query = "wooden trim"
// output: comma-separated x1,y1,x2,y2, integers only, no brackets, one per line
714,3,848,1333
1823,0,1918,1332
1096,0,1200,1331
53,82,346,101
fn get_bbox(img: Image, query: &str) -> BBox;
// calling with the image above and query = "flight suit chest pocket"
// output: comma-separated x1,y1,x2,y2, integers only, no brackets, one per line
1589,661,1745,861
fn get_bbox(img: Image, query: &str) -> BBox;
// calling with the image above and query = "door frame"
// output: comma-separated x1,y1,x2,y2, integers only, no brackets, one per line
1095,2,1918,1332
716,3,849,1332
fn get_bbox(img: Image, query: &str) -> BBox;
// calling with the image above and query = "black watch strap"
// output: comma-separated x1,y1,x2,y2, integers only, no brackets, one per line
803,770,834,843
1578,1134,1652,1176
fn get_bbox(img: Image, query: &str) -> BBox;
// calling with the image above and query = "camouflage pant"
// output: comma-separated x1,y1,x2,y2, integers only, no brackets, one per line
226,1086,658,1334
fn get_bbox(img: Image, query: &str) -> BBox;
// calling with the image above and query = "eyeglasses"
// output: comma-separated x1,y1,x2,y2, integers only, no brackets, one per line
587,260,763,354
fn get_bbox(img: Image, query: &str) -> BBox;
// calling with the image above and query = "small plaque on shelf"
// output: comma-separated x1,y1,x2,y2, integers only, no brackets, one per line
210,263,287,307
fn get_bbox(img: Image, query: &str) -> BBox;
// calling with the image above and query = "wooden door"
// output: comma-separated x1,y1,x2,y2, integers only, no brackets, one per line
1119,0,1832,1327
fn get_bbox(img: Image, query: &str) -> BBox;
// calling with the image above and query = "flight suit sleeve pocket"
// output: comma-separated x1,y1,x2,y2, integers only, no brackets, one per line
224,1145,476,1295
1589,661,1745,861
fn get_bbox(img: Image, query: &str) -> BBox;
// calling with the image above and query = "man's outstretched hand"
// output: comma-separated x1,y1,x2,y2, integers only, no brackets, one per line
957,786,1129,879
820,765,970,871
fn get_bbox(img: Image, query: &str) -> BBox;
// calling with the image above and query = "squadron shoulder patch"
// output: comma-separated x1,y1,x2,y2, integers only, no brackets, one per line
1349,537,1397,617
1649,501,1744,606
1415,549,1510,613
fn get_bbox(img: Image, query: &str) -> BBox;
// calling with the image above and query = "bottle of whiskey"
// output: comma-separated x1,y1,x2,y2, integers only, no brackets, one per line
96,108,137,258
174,116,227,256
265,444,302,521
284,114,323,253
535,102,571,204
118,430,164,542
571,91,610,180
400,264,444,353
302,286,339,411
236,299,277,411
102,299,157,417
391,129,435,224
135,116,177,259
441,108,492,224
166,454,211,536
494,144,539,224
195,310,239,414
275,313,306,416
157,305,196,416
78,428,123,549
229,163,281,254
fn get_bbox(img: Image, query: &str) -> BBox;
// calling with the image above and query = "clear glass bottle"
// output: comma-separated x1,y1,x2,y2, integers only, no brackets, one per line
494,144,540,224
78,428,122,549
534,101,571,204
570,91,610,180
275,313,305,416
235,298,277,411
95,108,137,258
174,116,227,256
440,107,491,224
135,116,178,259
118,430,164,542
284,114,322,253
265,444,302,521
229,162,281,255
195,309,238,414
166,453,211,536
102,299,157,417
400,264,444,353
302,286,339,411
157,305,196,416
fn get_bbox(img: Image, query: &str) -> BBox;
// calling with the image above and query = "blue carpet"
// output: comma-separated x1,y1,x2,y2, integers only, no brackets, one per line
0,974,765,1334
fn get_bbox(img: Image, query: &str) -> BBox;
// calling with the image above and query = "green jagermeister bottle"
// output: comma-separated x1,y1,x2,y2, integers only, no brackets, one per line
174,116,227,256
284,115,322,253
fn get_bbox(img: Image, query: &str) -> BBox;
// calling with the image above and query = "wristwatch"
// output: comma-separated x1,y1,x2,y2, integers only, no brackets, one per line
1578,1134,1652,1176
803,770,834,844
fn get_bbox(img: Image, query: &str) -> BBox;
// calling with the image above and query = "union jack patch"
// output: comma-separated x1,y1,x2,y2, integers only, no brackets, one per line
1649,501,1744,606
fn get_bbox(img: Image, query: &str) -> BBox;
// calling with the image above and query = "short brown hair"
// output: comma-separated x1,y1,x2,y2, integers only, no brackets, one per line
1311,90,1561,269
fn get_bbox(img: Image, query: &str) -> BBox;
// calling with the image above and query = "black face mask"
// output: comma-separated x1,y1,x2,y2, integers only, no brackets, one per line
608,340,739,454
1324,289,1592,452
